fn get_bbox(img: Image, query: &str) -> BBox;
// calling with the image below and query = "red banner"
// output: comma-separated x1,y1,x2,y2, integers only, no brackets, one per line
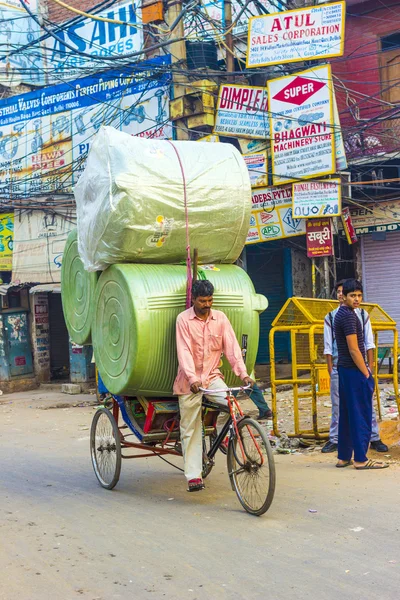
341,207,358,244
306,219,333,258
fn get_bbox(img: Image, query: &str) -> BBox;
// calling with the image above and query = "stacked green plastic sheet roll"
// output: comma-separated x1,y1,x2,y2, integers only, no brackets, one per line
92,263,268,397
61,230,99,345
74,127,252,271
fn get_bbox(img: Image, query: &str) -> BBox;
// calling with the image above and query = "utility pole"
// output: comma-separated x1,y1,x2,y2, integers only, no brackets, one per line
224,0,235,78
167,0,189,139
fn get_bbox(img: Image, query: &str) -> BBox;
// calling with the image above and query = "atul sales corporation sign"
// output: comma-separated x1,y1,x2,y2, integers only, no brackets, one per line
247,2,345,68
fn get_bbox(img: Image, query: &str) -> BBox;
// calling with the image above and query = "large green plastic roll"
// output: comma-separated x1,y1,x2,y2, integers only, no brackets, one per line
92,264,268,397
61,230,98,345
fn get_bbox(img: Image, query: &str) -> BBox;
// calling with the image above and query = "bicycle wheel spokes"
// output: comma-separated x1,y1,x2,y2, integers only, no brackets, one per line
90,407,121,489
227,418,276,516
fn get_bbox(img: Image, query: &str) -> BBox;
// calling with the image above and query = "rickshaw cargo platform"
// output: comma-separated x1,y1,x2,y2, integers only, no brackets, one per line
74,127,251,271
92,263,267,397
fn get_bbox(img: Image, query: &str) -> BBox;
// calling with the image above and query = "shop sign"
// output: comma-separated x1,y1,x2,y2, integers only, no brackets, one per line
293,179,341,219
12,209,76,283
0,56,171,199
246,185,306,244
338,200,400,236
333,94,347,171
238,138,268,154
268,65,335,185
341,207,357,244
0,213,14,270
247,2,345,68
306,218,333,257
214,84,269,139
243,152,268,187
0,0,44,86
45,0,143,83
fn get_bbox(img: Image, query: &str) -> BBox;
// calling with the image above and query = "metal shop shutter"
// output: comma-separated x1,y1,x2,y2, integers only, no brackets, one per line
246,243,288,363
361,231,400,343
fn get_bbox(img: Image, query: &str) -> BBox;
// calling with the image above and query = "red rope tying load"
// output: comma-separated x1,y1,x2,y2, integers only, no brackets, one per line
167,140,192,309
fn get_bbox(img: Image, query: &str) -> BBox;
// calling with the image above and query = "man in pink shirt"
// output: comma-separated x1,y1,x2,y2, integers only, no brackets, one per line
174,279,254,492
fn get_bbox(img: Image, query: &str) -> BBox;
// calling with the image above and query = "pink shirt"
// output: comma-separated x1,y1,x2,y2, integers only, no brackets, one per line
173,307,249,395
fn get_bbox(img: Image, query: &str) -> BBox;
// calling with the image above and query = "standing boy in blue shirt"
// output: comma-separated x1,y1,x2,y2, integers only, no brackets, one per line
334,279,389,470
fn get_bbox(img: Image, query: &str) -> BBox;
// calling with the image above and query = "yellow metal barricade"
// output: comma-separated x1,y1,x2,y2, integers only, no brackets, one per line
269,297,399,439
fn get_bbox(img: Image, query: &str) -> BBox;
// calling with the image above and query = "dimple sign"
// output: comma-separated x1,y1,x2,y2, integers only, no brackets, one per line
272,77,325,106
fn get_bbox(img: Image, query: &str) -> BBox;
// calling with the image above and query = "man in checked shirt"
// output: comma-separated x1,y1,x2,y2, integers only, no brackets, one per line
173,279,254,492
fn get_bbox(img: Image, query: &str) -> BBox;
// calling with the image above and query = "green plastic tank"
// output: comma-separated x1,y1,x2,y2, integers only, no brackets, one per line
92,264,268,396
61,230,99,345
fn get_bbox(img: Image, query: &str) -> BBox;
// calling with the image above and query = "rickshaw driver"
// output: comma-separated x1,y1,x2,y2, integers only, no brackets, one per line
173,279,254,492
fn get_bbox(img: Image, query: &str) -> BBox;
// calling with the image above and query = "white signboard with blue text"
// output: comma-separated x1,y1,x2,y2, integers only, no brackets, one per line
45,0,143,83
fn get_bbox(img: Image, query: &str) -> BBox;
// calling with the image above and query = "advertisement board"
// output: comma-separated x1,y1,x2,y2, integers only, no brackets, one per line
0,0,44,86
341,207,357,244
246,185,306,244
243,152,268,187
12,209,76,283
292,179,341,219
188,0,283,37
0,212,14,270
247,2,345,68
306,218,333,257
45,0,143,83
214,84,269,139
268,64,335,185
0,56,171,199
338,200,400,236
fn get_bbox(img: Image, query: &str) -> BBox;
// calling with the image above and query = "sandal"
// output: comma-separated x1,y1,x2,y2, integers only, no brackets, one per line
336,460,353,468
355,459,389,470
187,478,205,492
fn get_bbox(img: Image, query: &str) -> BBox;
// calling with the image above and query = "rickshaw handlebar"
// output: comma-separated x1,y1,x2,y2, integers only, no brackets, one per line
199,385,251,394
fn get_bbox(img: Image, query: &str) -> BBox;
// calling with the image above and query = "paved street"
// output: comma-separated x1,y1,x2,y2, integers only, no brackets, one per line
1,390,400,600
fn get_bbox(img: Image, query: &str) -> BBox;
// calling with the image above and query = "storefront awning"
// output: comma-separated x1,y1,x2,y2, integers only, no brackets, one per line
29,284,61,294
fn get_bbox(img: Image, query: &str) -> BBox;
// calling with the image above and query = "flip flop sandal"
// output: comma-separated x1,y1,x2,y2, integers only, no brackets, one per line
355,459,389,470
336,460,353,468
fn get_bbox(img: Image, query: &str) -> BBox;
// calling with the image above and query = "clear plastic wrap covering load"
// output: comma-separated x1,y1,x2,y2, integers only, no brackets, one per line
74,127,252,271
92,264,268,396
61,230,99,345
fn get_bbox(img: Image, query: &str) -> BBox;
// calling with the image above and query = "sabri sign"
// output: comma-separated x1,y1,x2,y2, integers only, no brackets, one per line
268,64,335,185
247,2,345,68
214,84,269,139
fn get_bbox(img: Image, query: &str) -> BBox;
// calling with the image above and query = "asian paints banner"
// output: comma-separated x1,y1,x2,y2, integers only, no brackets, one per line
0,212,14,270
45,0,143,83
268,64,335,185
246,185,305,244
247,2,345,68
214,84,269,138
0,56,171,199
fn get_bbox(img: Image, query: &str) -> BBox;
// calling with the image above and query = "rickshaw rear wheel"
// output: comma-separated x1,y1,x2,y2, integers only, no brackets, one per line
90,407,121,490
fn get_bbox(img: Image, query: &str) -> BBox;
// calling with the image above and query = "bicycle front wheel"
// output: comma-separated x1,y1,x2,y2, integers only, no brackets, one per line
227,417,275,516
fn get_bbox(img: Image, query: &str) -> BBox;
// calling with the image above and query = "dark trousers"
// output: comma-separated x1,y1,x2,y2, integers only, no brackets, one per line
233,382,270,414
338,366,374,463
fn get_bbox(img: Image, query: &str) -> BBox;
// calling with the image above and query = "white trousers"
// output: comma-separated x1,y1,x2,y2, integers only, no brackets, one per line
178,378,228,481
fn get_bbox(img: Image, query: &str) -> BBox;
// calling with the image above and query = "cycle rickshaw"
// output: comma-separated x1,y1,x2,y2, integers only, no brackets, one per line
90,385,276,516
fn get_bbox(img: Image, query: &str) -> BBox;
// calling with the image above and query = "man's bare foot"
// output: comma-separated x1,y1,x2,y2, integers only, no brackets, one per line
336,459,353,468
354,459,389,470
